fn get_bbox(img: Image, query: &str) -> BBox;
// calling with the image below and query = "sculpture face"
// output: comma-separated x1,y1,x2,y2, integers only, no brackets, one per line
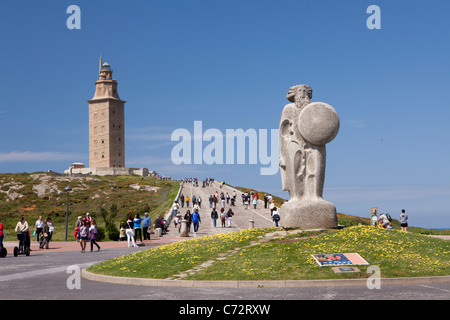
286,85,312,104
278,84,339,229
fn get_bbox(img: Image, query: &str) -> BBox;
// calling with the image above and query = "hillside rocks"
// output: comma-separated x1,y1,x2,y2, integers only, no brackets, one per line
0,173,160,201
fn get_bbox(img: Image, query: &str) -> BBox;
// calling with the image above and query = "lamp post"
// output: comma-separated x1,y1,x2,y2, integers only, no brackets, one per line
64,186,72,242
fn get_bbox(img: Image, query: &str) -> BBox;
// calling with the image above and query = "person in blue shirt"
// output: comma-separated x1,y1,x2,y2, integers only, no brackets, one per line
142,212,151,240
192,209,201,234
133,214,144,243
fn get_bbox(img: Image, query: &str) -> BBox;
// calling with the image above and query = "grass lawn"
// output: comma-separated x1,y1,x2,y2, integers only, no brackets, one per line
87,225,450,281
87,228,277,279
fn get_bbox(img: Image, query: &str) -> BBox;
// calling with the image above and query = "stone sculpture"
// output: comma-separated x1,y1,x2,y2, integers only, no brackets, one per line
279,85,339,229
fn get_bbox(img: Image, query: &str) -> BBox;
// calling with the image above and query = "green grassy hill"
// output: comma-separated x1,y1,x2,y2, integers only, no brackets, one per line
88,225,450,280
0,172,180,241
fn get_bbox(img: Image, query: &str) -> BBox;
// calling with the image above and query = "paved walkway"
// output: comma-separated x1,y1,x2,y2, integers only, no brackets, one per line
2,181,277,254
177,181,275,237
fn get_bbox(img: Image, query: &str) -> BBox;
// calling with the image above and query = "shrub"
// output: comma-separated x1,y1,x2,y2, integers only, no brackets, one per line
106,224,120,241
97,227,106,241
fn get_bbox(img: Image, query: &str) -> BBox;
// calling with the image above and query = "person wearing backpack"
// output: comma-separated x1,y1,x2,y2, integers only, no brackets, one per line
378,213,391,229
192,209,201,234
272,207,281,227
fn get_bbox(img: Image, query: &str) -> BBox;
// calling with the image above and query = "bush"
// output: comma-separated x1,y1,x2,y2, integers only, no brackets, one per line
106,224,120,241
97,227,106,241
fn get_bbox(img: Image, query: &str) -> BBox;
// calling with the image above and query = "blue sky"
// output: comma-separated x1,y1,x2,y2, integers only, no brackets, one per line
0,0,449,228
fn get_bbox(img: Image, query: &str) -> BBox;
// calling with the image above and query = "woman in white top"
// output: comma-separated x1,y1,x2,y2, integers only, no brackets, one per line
227,209,234,228
126,213,138,248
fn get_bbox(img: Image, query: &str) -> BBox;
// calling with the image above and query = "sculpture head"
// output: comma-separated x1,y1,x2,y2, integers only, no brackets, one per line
286,85,312,104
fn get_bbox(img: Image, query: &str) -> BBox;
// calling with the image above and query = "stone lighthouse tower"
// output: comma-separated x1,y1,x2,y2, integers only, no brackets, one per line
88,57,126,168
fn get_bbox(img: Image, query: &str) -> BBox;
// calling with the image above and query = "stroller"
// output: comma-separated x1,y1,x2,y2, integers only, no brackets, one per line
14,231,30,257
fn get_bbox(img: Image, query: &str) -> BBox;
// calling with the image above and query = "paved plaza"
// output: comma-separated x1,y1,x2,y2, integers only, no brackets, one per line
1,182,449,300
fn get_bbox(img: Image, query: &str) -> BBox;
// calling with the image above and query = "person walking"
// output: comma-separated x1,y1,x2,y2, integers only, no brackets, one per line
186,196,190,208
175,210,182,233
39,219,50,249
211,208,218,227
272,207,280,227
252,197,258,209
269,200,275,215
0,217,4,251
79,220,89,253
126,214,138,248
192,209,201,234
221,193,226,208
172,201,180,217
184,210,192,233
133,214,143,243
227,208,234,228
142,212,151,240
212,195,218,209
35,216,44,243
180,194,185,208
84,213,92,227
47,217,54,243
220,208,227,228
209,195,213,208
89,219,101,251
244,195,249,210
75,216,82,242
400,209,408,232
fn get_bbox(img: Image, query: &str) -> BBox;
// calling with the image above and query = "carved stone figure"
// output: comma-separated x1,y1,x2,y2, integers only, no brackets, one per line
279,85,339,229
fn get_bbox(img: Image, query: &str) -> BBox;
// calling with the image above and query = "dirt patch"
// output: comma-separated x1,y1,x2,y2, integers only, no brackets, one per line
19,204,37,213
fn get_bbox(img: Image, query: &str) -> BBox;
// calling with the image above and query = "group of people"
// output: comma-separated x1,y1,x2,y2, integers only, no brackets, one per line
210,191,236,208
172,205,236,235
178,194,203,208
374,209,409,231
0,216,56,254
119,212,168,248
33,216,55,250
74,213,101,253
183,177,215,188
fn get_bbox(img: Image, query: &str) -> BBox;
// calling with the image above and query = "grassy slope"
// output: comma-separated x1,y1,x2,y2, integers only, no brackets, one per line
0,173,180,241
87,226,450,280
188,226,450,280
